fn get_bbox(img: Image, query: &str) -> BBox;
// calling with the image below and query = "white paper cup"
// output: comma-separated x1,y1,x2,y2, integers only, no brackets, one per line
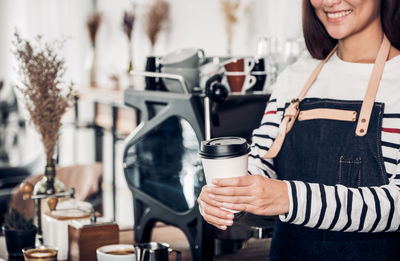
201,154,248,186
199,137,250,213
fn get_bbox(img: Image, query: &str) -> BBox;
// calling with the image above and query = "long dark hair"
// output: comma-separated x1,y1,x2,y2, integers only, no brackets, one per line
303,0,400,59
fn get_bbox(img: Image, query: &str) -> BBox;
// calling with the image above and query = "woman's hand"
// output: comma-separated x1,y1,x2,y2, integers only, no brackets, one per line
198,186,235,230
208,175,289,216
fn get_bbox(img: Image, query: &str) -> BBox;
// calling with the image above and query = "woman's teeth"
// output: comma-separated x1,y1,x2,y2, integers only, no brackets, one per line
327,10,352,19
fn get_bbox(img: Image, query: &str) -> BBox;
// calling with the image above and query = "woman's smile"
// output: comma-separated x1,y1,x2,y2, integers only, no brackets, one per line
310,0,381,40
325,9,352,22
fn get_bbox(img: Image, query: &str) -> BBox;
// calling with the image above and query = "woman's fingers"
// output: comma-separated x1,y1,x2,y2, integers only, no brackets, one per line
217,202,254,213
202,200,234,220
200,177,290,218
198,186,234,230
212,194,253,204
212,175,257,187
201,202,234,229
208,186,254,197
199,186,219,206
203,206,233,227
209,175,264,196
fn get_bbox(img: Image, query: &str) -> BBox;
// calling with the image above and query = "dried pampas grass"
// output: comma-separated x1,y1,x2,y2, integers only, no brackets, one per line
123,8,136,42
87,12,102,46
145,0,170,51
221,0,240,54
13,32,74,162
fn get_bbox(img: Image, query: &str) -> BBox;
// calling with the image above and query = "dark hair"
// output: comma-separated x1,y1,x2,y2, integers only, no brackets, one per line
303,0,400,59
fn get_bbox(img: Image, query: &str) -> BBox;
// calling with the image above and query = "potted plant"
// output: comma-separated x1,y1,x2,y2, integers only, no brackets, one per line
1,208,37,257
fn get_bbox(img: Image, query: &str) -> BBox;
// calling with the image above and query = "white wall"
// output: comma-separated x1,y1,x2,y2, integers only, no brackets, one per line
0,0,302,227
0,0,303,89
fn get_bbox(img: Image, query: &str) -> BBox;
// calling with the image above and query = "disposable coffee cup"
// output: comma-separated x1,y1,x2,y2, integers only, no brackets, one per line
199,137,250,213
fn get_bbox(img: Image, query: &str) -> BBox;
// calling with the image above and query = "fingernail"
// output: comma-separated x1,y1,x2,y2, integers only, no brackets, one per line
212,179,219,185
225,220,233,225
227,213,234,219
209,193,215,199
220,225,227,230
207,187,212,192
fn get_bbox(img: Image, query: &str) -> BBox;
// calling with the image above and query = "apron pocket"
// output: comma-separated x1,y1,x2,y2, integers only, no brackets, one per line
338,156,362,187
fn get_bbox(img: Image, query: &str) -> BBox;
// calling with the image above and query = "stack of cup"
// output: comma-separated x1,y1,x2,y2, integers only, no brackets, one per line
160,48,205,93
223,58,257,94
249,58,267,93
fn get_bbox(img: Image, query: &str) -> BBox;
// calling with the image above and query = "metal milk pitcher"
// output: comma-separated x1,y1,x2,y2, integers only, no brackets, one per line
134,242,181,261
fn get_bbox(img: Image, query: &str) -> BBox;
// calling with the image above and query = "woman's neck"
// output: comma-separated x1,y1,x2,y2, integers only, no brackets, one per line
336,20,384,64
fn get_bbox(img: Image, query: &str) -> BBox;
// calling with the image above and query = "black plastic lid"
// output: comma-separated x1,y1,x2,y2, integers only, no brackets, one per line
199,137,250,159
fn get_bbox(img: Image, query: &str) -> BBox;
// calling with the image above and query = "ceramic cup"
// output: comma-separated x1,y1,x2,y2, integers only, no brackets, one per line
225,72,257,93
22,246,58,261
249,72,267,92
249,58,266,92
96,244,135,261
161,67,200,93
145,56,158,90
223,57,255,73
161,48,205,68
199,137,250,213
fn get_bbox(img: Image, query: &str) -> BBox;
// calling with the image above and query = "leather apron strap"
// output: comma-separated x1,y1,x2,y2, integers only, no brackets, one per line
263,35,391,159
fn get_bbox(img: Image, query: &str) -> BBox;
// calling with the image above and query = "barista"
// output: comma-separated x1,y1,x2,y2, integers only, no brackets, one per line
199,0,400,260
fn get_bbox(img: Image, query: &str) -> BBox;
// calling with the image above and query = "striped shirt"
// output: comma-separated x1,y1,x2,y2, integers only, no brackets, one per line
248,52,400,232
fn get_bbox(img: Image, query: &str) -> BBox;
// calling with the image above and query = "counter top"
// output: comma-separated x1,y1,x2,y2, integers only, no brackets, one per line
1,224,271,260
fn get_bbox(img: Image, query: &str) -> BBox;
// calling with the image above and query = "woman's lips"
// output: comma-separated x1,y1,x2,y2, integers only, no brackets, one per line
325,10,352,22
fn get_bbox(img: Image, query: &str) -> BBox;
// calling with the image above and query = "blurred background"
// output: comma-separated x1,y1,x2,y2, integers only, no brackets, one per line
0,0,303,229
0,0,303,88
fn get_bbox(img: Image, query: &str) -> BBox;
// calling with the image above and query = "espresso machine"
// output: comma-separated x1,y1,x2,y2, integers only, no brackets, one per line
122,69,275,261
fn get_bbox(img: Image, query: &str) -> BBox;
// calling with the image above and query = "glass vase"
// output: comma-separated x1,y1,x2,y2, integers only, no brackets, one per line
33,159,65,195
127,43,134,74
84,46,97,88
33,159,66,240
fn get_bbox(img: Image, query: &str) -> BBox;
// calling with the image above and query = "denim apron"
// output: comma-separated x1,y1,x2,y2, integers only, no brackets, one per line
267,37,400,260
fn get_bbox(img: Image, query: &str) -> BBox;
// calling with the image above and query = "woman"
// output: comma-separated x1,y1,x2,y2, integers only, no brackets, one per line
198,0,400,260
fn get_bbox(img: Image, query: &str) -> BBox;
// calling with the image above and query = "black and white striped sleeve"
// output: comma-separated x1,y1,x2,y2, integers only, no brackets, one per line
248,97,284,179
280,175,400,232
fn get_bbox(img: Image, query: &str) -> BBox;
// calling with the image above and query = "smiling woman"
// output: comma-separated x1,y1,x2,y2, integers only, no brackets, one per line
303,0,400,59
310,0,381,41
198,0,400,260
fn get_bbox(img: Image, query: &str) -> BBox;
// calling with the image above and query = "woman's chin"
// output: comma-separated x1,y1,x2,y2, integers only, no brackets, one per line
326,29,350,40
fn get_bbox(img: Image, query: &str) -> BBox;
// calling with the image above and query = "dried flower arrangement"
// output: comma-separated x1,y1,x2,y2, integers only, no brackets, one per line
122,6,136,73
86,12,102,87
13,32,73,163
123,8,135,42
86,12,103,47
220,0,241,55
145,0,170,53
